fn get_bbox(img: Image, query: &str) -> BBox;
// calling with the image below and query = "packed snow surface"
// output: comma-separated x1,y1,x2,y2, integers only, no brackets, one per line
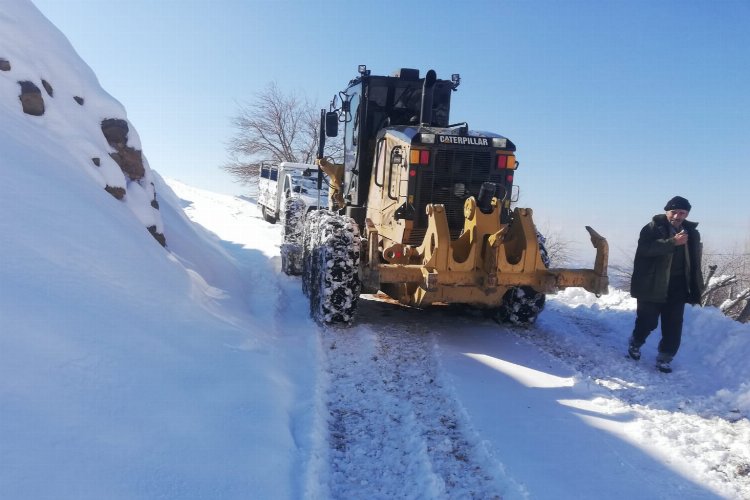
2,1,749,497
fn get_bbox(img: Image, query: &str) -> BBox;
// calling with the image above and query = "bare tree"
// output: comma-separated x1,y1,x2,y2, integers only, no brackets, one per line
545,231,575,268
700,265,735,306
222,83,320,186
607,246,638,291
738,297,750,323
535,224,574,268
701,249,750,323
720,287,750,314
602,245,750,323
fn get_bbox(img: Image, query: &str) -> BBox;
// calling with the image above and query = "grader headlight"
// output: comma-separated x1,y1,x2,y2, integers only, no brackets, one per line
418,133,436,144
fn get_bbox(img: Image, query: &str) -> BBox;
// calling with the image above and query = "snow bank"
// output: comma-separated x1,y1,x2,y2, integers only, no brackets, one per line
550,287,750,415
0,1,312,497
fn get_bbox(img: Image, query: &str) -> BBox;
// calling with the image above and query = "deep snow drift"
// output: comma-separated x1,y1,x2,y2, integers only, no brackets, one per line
1,1,315,497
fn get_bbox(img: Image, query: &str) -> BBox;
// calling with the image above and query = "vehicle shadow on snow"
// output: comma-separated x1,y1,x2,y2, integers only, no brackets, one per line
353,297,723,499
356,295,717,417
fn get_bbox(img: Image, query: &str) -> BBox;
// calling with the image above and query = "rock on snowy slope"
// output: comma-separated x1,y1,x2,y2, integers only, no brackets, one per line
0,0,165,245
0,2,311,498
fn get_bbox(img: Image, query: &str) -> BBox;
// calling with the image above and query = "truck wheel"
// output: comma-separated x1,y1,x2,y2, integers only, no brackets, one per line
496,285,546,326
306,211,361,325
280,198,306,275
262,205,277,224
301,210,326,298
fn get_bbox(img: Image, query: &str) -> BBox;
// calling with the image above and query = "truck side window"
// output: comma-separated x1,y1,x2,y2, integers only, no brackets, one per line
270,168,278,181
261,165,269,179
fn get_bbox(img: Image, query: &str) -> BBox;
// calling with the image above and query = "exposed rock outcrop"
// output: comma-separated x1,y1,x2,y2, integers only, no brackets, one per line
2,51,167,247
101,118,129,144
41,79,53,97
104,185,126,200
148,225,166,247
101,118,146,180
109,146,145,181
18,80,44,116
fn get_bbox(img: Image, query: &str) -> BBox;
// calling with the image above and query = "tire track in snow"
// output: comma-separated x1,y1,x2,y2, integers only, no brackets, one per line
318,298,505,499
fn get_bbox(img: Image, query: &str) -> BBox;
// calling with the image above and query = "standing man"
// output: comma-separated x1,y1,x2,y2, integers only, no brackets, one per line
628,196,704,373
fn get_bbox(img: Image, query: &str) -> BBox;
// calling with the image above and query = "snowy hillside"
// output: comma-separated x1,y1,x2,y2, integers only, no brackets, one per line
2,1,750,499
0,0,165,246
0,1,314,498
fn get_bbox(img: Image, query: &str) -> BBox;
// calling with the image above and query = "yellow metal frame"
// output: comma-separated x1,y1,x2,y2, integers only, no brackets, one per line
362,197,608,307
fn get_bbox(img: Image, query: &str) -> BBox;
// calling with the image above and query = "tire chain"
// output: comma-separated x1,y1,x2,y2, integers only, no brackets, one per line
303,210,361,324
280,197,306,275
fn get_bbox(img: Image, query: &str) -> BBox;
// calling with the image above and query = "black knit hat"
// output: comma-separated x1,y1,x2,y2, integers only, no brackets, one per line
664,196,691,212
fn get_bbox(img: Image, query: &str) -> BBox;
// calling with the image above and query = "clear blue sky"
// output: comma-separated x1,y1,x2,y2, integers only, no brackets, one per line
32,0,749,258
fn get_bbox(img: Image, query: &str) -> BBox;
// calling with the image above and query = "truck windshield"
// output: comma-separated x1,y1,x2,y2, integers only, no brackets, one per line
291,174,328,193
366,80,452,128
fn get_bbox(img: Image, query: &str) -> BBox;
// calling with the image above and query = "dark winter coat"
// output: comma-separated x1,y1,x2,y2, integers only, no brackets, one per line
630,214,704,304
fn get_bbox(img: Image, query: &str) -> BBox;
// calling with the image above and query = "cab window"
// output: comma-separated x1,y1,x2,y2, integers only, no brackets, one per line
344,86,361,170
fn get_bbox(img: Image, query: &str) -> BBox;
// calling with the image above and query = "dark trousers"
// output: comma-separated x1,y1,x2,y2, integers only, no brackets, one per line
631,300,686,360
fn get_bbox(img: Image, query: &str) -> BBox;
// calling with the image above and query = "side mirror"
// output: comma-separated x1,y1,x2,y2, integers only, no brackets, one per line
293,186,302,193
325,111,339,137
511,185,520,203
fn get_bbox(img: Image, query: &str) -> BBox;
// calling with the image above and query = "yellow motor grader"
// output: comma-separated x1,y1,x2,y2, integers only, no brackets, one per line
280,66,608,325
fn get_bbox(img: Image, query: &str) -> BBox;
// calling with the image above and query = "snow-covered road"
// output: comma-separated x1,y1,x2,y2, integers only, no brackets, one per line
167,181,750,500
309,295,749,499
314,299,509,499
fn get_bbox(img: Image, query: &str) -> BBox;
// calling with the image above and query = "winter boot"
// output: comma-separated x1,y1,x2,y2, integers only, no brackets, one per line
656,359,672,373
656,352,674,373
627,338,641,361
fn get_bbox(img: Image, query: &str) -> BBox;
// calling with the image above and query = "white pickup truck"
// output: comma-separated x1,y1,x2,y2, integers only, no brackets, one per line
257,162,328,223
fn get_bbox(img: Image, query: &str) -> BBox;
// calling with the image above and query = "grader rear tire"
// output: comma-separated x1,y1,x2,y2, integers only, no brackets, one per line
496,286,546,326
